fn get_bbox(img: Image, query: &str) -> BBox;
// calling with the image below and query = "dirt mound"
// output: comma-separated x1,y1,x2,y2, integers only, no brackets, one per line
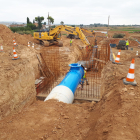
0,24,35,46
0,25,40,120
86,54,140,139
0,99,95,140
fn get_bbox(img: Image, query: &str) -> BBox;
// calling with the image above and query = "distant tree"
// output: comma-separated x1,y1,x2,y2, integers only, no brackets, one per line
51,25,56,28
33,20,35,24
26,17,36,30
38,18,42,29
27,23,36,30
113,33,125,38
44,22,46,25
60,21,64,25
47,16,54,25
27,17,30,24
35,16,44,29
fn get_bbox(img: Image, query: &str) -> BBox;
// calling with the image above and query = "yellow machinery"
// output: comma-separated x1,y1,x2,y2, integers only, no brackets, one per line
34,25,90,47
80,28,95,35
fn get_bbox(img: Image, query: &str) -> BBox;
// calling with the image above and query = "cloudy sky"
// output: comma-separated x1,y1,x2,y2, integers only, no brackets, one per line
1,0,140,25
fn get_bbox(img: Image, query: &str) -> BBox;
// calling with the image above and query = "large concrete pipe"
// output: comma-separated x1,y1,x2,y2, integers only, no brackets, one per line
44,63,84,104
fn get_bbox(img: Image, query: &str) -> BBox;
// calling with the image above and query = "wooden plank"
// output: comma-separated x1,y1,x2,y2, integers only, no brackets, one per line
91,57,106,63
38,63,46,77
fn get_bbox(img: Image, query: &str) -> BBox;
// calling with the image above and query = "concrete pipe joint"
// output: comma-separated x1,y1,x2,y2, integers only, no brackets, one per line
44,63,84,104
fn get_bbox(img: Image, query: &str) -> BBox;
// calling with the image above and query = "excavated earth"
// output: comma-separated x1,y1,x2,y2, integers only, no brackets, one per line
0,24,140,140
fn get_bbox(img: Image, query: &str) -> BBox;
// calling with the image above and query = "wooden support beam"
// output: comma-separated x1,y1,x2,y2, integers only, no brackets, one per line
91,57,106,63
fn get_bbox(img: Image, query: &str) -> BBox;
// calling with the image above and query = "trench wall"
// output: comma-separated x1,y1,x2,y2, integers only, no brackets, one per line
0,46,40,120
41,45,85,75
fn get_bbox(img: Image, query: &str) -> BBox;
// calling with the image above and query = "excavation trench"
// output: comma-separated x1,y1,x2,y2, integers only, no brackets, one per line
1,24,140,140
0,24,110,118
35,39,110,103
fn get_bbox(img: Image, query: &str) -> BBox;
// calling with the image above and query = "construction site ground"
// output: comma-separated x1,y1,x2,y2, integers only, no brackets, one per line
0,24,140,140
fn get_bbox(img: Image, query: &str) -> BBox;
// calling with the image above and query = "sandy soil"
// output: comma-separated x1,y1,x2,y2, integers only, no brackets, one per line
0,24,140,140
86,47,140,140
0,47,140,140
0,25,40,120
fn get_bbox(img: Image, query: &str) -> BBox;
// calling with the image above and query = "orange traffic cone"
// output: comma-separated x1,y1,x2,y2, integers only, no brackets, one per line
12,47,19,60
32,43,34,48
113,50,121,64
13,39,18,46
123,59,137,86
28,42,30,47
0,44,3,52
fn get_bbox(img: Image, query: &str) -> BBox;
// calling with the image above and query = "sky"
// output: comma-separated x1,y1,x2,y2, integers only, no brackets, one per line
1,0,140,25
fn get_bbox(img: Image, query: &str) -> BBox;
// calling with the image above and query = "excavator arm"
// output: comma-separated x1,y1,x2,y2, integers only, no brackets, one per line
80,28,95,35
49,25,77,37
49,25,90,46
75,27,90,46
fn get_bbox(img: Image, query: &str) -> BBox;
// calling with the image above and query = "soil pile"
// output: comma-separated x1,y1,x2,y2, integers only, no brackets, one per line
0,24,35,46
0,25,40,120
86,49,140,140
0,100,95,140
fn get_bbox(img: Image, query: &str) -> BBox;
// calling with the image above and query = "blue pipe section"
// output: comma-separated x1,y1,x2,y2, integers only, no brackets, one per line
58,63,84,94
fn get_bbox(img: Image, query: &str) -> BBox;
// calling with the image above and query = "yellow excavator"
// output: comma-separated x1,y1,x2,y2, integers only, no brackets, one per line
34,25,90,47
80,28,95,35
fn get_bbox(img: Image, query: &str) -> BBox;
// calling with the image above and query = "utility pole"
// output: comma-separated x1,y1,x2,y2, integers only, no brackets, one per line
107,15,110,38
48,12,49,27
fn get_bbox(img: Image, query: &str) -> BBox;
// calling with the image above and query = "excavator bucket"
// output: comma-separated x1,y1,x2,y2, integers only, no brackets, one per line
58,40,63,47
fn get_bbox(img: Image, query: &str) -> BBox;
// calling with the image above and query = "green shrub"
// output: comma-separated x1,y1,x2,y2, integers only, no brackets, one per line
10,27,20,32
51,25,56,28
16,30,34,36
24,31,31,34
16,31,24,35
113,33,125,38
